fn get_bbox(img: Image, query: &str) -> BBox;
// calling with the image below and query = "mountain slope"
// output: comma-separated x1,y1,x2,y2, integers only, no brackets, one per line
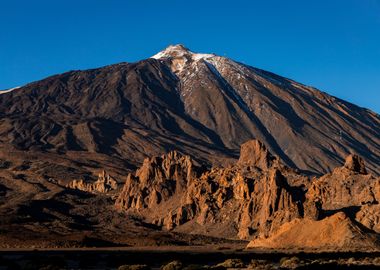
1,44,380,176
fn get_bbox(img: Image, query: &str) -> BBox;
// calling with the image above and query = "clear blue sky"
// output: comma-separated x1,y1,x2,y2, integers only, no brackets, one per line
1,0,380,112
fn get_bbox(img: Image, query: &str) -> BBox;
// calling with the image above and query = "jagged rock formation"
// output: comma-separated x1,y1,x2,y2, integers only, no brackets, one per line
236,140,278,170
344,154,368,174
115,151,198,211
235,168,301,239
248,153,380,250
116,140,380,250
116,139,304,240
306,155,378,210
68,170,118,193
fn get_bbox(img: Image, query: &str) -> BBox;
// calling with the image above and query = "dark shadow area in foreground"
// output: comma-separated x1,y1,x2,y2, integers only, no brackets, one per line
1,249,380,269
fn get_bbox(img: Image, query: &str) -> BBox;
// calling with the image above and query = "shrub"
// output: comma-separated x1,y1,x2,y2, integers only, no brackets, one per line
161,260,183,270
215,258,245,269
279,256,302,269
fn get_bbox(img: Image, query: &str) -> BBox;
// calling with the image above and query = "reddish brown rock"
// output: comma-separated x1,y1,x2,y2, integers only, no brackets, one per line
237,168,301,239
306,155,377,211
115,150,198,211
114,142,380,250
344,154,367,174
116,140,302,240
237,140,278,170
251,154,380,250
247,212,379,251
67,170,118,193
356,204,380,233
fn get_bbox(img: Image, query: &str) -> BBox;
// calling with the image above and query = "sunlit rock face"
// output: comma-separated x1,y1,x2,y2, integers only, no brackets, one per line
116,139,380,251
67,170,118,193
116,140,303,240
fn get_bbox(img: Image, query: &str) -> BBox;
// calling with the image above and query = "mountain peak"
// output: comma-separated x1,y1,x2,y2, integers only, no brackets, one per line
166,44,189,52
151,44,215,62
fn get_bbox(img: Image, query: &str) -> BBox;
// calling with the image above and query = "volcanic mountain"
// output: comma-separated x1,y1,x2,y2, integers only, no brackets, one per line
1,44,380,178
1,46,380,250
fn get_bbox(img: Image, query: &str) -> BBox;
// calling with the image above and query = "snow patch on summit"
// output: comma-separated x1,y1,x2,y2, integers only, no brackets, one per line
0,86,21,94
151,44,216,62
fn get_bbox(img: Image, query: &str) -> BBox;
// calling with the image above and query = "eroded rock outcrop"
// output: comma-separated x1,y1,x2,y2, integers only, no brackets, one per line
115,151,198,211
236,168,301,239
306,155,378,210
344,154,367,174
116,140,303,240
356,204,380,233
67,170,118,193
237,140,278,170
250,154,380,250
115,141,380,250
